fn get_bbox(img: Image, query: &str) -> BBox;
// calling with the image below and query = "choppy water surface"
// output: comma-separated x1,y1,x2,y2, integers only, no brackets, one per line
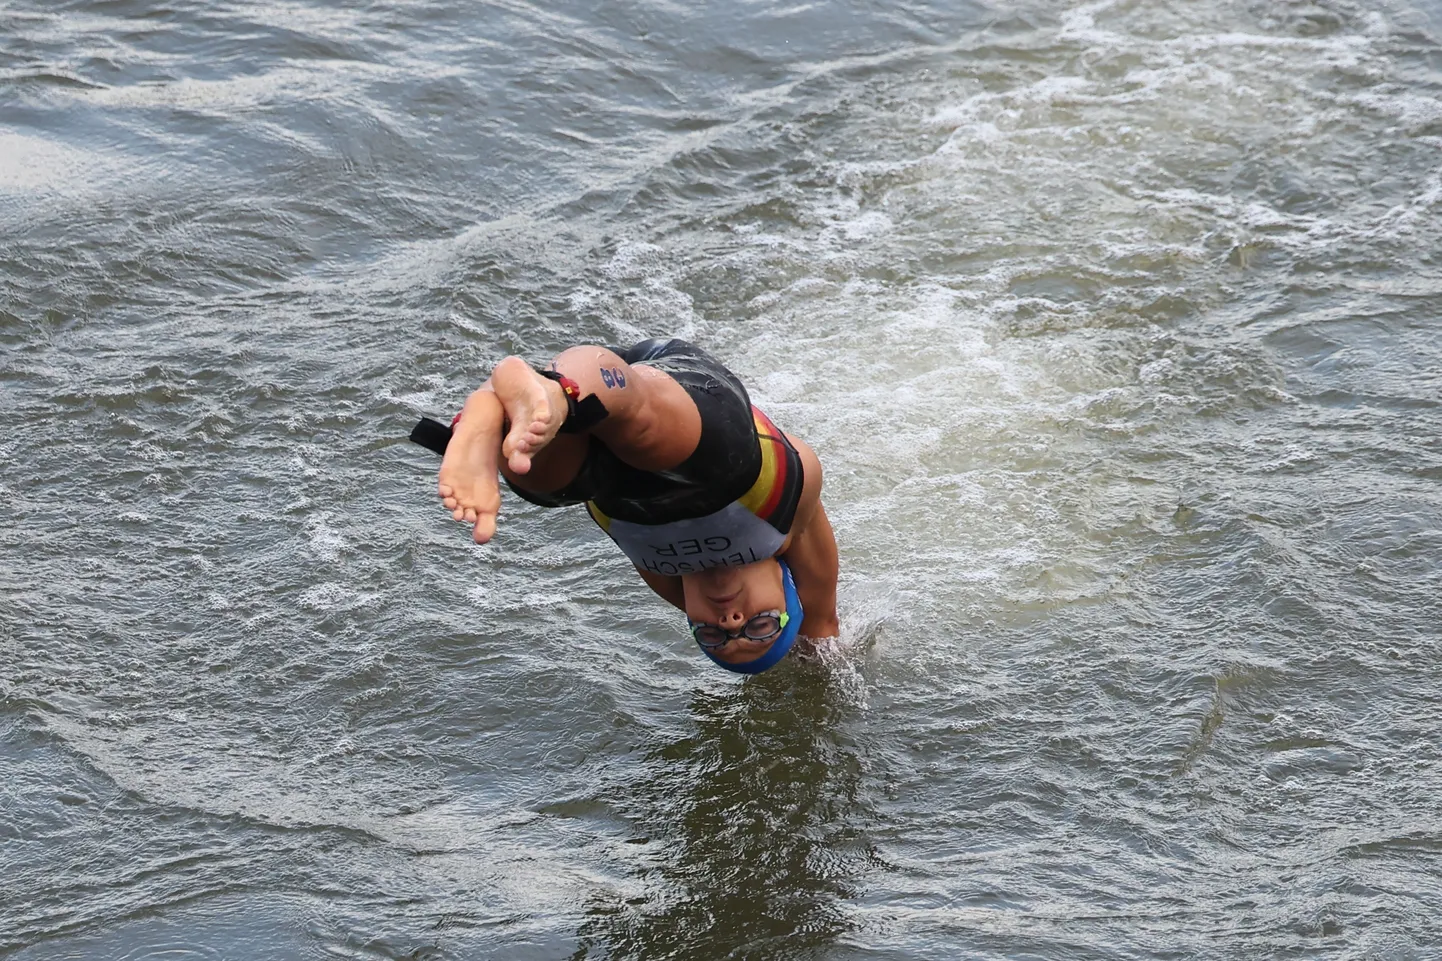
5,0,1442,957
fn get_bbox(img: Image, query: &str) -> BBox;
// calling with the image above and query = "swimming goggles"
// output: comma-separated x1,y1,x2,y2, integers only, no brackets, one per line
689,610,788,650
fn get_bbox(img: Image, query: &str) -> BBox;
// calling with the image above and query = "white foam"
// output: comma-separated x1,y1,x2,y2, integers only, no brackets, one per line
304,512,349,563
297,582,376,611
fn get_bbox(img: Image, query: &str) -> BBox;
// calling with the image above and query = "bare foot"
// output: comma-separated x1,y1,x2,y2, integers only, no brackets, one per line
437,388,505,543
491,356,567,474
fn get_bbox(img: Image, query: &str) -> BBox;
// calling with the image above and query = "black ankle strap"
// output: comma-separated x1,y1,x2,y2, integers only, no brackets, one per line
536,368,610,433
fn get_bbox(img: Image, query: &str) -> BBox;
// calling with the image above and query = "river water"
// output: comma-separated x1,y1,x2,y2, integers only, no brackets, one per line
4,0,1442,957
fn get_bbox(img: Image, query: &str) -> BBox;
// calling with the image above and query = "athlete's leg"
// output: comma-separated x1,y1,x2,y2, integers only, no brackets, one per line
534,345,702,471
438,345,702,542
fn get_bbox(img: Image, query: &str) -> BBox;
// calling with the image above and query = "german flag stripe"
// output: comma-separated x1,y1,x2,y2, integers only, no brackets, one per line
739,406,803,533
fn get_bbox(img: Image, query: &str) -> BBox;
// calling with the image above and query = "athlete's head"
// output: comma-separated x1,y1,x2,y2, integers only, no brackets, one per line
680,557,803,674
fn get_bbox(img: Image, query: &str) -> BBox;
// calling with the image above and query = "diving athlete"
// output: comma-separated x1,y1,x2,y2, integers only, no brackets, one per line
413,339,840,674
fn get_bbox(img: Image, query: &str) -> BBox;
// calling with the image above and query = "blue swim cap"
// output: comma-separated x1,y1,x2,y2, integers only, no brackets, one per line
697,558,803,675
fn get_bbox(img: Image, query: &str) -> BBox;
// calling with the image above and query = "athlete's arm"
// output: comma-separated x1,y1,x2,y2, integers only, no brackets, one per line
780,434,840,639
